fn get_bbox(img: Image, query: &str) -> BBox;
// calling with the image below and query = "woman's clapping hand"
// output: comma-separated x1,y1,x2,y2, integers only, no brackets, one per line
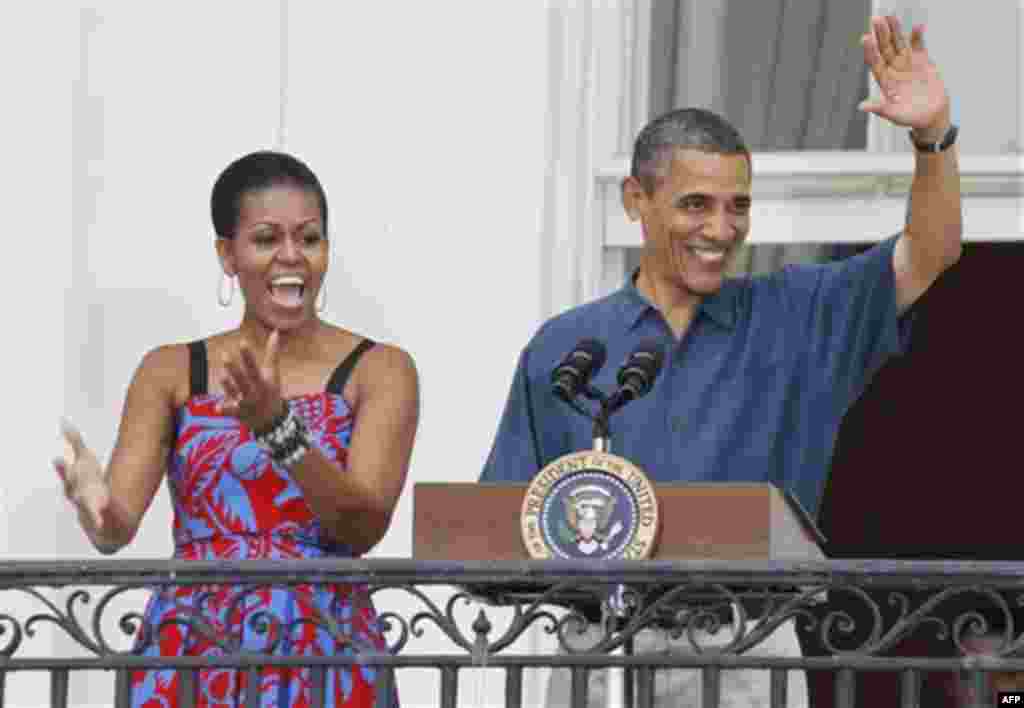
217,329,288,433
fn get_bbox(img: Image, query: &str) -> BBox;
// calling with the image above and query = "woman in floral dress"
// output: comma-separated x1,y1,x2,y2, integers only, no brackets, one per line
56,151,419,707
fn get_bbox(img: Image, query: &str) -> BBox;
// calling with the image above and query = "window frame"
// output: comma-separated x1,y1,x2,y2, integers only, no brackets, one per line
542,1,1023,311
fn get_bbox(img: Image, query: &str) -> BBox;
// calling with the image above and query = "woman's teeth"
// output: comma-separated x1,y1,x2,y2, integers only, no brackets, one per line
268,276,306,308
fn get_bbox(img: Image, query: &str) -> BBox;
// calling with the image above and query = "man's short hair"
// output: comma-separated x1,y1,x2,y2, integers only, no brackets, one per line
630,108,750,194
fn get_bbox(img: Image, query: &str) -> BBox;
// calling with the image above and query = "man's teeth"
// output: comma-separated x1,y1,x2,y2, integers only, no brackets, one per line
688,246,727,263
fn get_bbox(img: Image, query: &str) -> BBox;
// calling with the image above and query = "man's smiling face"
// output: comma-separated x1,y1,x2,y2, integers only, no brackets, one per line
624,148,752,299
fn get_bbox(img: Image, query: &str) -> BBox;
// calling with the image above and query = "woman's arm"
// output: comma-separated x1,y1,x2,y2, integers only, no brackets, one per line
286,344,420,554
217,334,420,555
58,345,179,554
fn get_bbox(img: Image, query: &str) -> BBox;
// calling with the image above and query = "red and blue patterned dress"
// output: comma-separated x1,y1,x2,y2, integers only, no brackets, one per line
130,339,395,707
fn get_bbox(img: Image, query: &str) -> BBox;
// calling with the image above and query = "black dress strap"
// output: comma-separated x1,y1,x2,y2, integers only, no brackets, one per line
188,340,208,397
326,339,376,396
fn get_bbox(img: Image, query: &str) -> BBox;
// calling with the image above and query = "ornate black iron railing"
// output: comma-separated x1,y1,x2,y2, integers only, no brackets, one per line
2,559,1024,707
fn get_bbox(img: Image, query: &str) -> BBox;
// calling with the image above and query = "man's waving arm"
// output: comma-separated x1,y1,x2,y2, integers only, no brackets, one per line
859,15,962,313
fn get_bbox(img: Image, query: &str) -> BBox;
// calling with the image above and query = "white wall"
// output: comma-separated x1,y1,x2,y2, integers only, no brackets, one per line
282,1,548,557
283,7,551,701
870,0,1022,153
0,2,549,706
0,5,76,706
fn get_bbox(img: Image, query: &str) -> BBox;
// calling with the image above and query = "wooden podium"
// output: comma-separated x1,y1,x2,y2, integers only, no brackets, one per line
413,481,825,561
414,481,825,708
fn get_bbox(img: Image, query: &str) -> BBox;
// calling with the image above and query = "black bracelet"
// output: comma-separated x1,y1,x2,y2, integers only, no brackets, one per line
254,404,312,467
252,404,289,438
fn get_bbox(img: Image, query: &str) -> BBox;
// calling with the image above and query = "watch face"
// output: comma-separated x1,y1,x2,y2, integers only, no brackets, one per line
912,125,957,152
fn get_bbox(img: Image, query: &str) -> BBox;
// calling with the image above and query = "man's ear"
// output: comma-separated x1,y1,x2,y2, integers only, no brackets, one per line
214,237,236,276
621,176,648,222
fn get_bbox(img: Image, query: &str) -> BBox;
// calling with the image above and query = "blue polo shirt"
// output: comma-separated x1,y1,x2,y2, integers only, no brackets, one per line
481,236,912,519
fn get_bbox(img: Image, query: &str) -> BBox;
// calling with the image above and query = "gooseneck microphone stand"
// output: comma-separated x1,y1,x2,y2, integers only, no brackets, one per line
554,342,664,708
565,385,636,708
578,385,613,452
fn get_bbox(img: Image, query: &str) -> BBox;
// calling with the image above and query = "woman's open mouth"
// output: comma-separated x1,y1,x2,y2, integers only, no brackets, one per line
268,275,305,308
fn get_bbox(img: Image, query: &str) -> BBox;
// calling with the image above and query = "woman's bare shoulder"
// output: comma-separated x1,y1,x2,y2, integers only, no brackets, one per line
318,324,416,401
138,342,189,379
321,325,415,372
354,340,418,391
139,332,233,407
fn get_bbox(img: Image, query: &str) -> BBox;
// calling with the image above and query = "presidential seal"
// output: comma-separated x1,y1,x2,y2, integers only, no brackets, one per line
520,450,659,560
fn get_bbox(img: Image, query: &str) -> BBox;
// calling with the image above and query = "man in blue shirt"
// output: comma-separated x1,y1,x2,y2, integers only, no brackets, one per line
481,225,911,521
481,15,962,708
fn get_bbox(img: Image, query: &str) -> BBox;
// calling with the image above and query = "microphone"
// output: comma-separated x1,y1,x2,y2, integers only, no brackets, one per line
551,339,607,403
607,341,665,413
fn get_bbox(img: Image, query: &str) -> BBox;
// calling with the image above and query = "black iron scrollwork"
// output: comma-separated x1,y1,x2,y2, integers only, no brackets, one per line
2,564,1024,666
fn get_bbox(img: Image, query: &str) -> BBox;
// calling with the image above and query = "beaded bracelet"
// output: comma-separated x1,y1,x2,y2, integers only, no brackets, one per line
254,404,312,468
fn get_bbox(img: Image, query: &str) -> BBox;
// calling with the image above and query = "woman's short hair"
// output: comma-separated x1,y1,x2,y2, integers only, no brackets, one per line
211,151,328,239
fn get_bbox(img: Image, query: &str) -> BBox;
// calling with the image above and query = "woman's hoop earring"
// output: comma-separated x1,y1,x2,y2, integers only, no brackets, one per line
218,273,235,307
316,279,328,313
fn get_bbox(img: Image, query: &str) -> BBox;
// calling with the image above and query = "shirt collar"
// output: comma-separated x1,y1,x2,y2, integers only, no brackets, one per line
615,268,738,331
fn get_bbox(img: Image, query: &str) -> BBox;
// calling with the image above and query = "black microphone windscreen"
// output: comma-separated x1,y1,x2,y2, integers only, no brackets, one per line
618,340,664,383
551,338,608,402
575,338,608,374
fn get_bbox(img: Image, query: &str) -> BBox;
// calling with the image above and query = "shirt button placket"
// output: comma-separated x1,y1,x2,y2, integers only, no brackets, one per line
661,341,682,437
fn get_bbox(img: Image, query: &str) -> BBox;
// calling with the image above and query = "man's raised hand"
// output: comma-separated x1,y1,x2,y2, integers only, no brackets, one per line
859,15,951,138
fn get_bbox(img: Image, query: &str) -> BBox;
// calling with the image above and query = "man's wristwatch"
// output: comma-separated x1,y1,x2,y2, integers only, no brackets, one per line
909,123,959,153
